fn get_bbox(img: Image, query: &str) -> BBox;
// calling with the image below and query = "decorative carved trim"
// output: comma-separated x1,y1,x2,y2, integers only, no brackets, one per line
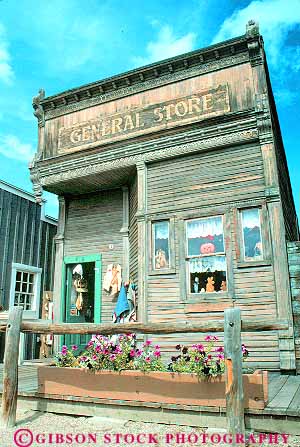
29,166,43,204
32,89,46,127
43,53,249,120
38,129,258,187
255,93,273,144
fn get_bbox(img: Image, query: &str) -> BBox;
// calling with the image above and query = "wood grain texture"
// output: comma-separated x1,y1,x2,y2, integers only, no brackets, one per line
224,308,245,444
1,306,23,428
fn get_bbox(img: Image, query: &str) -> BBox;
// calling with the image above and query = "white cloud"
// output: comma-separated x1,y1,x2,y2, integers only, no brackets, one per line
212,0,300,67
0,134,34,162
133,25,197,67
0,23,14,85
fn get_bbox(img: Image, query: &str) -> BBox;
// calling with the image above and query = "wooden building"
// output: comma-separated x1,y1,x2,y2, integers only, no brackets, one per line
30,21,299,372
0,180,57,361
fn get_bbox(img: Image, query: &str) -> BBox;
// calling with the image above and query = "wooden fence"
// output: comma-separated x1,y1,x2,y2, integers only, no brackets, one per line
0,306,288,446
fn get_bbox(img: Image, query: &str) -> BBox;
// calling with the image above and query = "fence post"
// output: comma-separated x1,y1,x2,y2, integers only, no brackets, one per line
224,308,245,446
1,306,23,428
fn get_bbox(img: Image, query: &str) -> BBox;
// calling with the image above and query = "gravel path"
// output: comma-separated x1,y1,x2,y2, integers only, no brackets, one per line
0,410,299,447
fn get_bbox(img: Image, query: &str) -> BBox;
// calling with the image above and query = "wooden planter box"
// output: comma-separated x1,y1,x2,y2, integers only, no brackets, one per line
37,367,268,410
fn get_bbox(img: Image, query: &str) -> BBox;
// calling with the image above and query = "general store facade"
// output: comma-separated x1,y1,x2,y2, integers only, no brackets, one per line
30,21,300,372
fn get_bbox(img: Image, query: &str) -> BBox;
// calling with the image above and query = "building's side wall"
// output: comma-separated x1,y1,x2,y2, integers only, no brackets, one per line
145,143,280,370
64,189,124,323
0,187,57,360
287,242,300,373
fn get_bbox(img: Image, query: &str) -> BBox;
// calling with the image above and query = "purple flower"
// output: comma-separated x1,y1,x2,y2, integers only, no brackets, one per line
217,354,224,360
135,349,142,357
71,345,78,351
61,351,67,357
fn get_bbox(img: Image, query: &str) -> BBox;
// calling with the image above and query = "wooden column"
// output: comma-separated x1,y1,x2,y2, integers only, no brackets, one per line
1,306,23,428
136,161,147,323
120,186,130,282
224,308,245,445
52,196,66,352
268,200,296,371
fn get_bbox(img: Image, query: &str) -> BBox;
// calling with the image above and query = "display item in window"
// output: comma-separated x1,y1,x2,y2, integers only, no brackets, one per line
200,242,215,254
193,276,200,293
155,248,168,269
206,276,215,293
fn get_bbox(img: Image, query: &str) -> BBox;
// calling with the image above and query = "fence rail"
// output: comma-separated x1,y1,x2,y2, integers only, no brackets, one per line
0,306,289,446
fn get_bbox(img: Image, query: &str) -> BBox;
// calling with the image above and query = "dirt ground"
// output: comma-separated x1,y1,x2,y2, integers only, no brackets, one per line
0,410,299,447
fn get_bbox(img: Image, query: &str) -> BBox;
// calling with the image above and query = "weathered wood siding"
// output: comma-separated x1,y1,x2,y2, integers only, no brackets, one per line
287,242,300,372
129,177,138,286
146,143,280,369
43,63,254,159
0,186,57,361
64,189,124,323
0,188,56,310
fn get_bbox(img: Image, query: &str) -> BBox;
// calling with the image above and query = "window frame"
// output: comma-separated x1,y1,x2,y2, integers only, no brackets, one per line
9,263,42,320
148,217,176,275
180,212,233,301
236,204,272,268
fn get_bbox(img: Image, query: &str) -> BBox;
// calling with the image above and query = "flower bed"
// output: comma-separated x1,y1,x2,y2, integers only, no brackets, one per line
37,334,267,409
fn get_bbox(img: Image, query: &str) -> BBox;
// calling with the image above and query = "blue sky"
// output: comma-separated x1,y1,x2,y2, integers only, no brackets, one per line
0,0,299,220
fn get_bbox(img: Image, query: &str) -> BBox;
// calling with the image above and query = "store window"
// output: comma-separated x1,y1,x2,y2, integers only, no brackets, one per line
9,264,42,319
186,216,227,294
240,208,263,261
152,221,170,270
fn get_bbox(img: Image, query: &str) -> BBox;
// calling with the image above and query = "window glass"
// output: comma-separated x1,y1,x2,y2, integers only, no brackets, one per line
14,270,36,310
187,216,224,256
152,221,170,270
186,216,227,294
241,208,263,260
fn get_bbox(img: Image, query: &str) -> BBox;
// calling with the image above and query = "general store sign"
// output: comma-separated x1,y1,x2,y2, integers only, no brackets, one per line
58,84,230,154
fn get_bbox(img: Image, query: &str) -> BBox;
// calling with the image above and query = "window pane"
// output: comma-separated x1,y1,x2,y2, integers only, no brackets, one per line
189,255,227,293
16,271,22,282
23,272,28,282
153,221,170,269
187,216,224,256
241,208,263,260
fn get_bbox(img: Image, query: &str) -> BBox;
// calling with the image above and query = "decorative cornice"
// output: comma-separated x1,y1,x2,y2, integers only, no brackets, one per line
45,53,249,120
36,128,258,188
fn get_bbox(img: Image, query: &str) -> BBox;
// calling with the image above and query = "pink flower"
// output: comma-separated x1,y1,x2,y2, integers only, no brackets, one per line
71,345,78,351
214,346,224,353
192,344,204,352
135,349,142,357
92,355,98,361
95,346,101,353
144,340,152,346
110,354,116,361
145,356,151,363
130,349,135,358
103,348,109,355
87,340,94,348
217,354,224,360
80,356,88,362
62,345,68,350
155,345,160,349
205,335,219,342
154,351,161,358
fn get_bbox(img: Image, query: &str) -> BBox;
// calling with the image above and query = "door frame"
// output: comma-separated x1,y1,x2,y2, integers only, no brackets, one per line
60,254,102,349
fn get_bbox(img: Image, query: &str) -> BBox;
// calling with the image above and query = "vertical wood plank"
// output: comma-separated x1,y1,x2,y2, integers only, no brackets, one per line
120,186,130,281
136,162,147,323
1,306,23,428
224,307,245,445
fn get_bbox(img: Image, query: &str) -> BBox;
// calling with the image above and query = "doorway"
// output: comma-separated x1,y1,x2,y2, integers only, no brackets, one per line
62,254,101,351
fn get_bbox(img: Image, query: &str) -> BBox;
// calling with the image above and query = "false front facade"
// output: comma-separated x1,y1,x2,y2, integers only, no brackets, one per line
30,21,300,372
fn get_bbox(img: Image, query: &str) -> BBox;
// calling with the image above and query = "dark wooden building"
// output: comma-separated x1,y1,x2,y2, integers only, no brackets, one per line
0,180,57,361
30,21,300,372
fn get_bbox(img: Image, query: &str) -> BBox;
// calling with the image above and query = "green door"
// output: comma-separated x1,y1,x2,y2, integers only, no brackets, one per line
62,255,102,352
